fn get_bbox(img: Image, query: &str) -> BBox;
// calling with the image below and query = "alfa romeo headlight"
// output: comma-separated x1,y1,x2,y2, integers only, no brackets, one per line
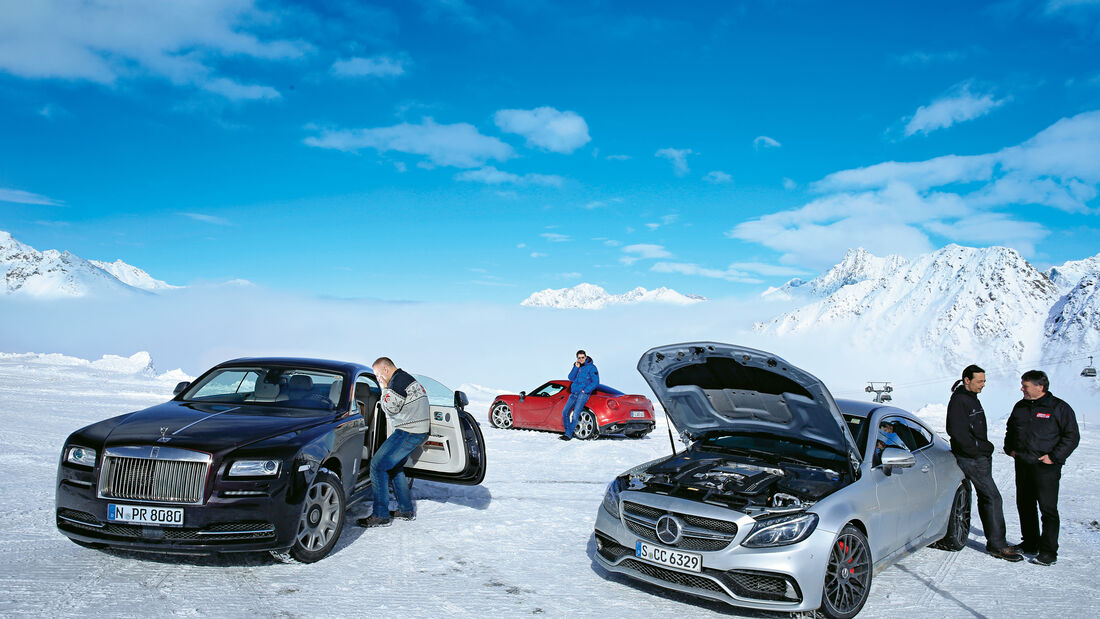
742,512,819,548
228,459,281,477
65,446,97,467
601,478,623,519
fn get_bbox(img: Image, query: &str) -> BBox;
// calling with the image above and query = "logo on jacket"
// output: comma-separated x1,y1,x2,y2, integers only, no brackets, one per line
157,426,171,443
655,515,684,545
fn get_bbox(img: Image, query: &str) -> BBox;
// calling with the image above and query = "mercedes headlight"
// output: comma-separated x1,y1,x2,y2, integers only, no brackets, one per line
227,459,281,477
65,446,97,467
601,478,623,519
742,512,819,548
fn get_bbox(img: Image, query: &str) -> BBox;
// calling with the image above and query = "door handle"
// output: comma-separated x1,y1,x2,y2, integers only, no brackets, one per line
921,465,931,473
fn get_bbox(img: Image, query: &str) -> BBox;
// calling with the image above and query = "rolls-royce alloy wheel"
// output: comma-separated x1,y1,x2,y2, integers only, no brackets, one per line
289,468,345,563
489,402,513,429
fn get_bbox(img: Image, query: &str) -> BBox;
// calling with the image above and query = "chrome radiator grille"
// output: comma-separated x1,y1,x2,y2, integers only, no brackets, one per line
98,446,211,505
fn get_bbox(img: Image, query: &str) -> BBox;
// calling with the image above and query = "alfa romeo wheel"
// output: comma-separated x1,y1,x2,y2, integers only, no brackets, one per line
490,402,514,429
820,524,872,619
932,483,971,551
573,410,600,440
288,468,345,563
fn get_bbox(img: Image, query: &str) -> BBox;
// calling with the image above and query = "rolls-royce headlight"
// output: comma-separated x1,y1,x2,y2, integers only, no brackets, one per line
742,512,819,547
601,478,623,519
228,459,281,477
65,446,97,467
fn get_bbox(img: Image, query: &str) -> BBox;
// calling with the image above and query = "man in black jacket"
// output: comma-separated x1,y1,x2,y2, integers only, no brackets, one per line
945,365,1022,561
1004,370,1080,566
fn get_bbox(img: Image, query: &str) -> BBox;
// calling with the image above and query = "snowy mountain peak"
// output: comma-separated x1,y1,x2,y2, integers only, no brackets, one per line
521,283,706,309
90,259,178,291
0,230,174,298
1047,253,1100,293
755,244,1074,369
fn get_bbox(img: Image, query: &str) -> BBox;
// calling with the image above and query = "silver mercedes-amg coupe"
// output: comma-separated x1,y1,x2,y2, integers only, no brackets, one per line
592,342,971,618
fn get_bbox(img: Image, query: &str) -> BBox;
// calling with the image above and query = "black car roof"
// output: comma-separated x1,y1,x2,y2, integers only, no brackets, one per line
216,357,373,376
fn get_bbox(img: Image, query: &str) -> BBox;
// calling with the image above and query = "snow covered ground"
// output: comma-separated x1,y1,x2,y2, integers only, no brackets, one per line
2,352,1098,618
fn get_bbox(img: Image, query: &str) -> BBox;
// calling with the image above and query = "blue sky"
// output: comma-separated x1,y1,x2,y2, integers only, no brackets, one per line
2,0,1099,302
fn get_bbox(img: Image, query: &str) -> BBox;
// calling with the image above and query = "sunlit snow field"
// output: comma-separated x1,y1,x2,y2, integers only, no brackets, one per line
1,352,1097,618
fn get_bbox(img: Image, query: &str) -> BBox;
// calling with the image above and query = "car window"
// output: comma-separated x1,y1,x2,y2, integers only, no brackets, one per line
843,414,869,451
184,366,344,412
595,384,624,396
412,374,455,407
872,416,911,467
531,382,566,397
891,417,932,451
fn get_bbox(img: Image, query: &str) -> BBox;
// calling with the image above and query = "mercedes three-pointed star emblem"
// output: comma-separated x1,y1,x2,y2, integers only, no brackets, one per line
655,514,684,545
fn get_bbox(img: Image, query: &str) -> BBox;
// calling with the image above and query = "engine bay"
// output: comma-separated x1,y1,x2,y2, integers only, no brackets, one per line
625,449,850,515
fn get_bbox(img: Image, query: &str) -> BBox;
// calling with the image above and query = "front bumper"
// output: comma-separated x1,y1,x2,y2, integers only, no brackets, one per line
55,463,301,554
592,492,833,613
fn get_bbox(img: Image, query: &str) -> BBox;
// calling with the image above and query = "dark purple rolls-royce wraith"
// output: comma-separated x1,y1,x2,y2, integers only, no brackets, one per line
55,357,486,562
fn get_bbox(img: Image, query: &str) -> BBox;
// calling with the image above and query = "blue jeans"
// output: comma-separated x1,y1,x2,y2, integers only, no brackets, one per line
561,391,591,438
370,429,428,518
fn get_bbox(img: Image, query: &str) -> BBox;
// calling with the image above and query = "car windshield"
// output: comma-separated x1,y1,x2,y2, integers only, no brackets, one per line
182,366,345,412
698,432,847,467
412,374,455,407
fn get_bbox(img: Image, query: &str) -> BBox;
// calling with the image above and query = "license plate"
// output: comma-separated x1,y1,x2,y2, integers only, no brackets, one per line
107,503,184,527
631,410,646,418
636,540,702,572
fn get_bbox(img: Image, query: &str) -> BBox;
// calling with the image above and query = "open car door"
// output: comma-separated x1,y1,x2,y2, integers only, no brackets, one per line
361,374,486,486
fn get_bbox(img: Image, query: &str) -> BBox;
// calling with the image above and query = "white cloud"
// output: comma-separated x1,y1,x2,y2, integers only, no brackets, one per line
541,233,570,243
0,188,63,206
894,50,963,65
704,170,732,184
754,136,781,149
606,154,631,161
0,0,303,100
454,166,563,187
203,77,280,101
305,118,515,168
603,239,621,247
559,272,581,279
1045,0,1100,13
530,252,547,258
331,55,406,78
181,212,232,226
727,110,1100,268
904,82,1008,136
494,107,590,154
783,177,798,190
650,262,763,284
620,244,671,265
516,243,526,248
655,148,693,176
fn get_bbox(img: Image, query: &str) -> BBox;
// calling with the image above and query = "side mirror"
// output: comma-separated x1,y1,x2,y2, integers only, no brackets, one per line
880,446,915,470
519,390,526,402
454,390,469,410
173,381,191,396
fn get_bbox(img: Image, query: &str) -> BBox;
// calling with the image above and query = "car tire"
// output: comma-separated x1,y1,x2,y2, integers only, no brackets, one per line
573,410,600,440
819,524,872,619
489,402,514,429
287,468,345,564
931,482,971,551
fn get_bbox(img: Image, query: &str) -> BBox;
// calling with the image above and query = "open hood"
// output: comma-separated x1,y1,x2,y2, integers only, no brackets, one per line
637,342,860,461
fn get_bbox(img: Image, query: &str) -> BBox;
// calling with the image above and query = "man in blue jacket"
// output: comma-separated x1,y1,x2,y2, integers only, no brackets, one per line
561,350,598,441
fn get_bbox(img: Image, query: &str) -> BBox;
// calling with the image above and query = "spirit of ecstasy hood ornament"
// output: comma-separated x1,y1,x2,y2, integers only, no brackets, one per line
157,426,171,443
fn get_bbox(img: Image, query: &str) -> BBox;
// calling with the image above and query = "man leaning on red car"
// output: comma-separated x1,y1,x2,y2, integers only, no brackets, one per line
561,350,599,441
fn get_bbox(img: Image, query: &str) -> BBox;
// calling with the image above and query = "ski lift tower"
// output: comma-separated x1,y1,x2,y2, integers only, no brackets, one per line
865,382,894,403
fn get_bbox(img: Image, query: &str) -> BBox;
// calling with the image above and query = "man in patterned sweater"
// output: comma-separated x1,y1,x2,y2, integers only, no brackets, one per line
357,357,431,528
